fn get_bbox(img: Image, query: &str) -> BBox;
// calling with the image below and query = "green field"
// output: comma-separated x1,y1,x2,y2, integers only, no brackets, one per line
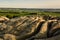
0,9,60,18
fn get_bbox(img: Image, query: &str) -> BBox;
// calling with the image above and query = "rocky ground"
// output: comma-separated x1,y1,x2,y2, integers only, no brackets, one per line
0,16,60,40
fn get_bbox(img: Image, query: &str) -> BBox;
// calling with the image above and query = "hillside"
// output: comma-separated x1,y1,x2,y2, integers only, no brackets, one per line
0,16,60,40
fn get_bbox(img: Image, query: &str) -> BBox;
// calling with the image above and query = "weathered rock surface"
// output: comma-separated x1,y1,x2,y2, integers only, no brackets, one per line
0,16,9,22
0,16,60,40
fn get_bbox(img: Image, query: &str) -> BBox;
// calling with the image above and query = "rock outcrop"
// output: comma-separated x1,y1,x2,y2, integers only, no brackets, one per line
0,16,60,40
0,16,9,23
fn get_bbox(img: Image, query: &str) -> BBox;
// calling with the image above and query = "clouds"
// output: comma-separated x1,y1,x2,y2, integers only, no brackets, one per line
0,0,60,8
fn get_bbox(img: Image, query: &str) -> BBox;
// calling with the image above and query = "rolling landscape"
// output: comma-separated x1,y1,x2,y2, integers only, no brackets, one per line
0,8,60,40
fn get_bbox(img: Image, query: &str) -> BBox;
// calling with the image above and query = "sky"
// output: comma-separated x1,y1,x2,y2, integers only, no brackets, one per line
0,0,60,8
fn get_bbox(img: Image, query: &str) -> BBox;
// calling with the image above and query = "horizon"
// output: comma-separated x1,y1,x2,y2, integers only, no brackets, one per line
0,8,60,9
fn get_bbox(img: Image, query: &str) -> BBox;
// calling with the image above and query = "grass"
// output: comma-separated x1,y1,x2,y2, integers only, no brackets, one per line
39,12,60,17
0,10,60,18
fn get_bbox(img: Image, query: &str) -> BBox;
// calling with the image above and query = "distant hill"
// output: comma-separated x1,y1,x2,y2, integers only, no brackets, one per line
0,8,60,12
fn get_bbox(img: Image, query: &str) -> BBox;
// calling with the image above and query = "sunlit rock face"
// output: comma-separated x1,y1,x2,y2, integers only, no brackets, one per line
0,16,60,40
0,16,9,21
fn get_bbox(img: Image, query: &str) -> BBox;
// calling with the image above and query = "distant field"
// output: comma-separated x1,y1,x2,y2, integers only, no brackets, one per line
0,9,60,18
